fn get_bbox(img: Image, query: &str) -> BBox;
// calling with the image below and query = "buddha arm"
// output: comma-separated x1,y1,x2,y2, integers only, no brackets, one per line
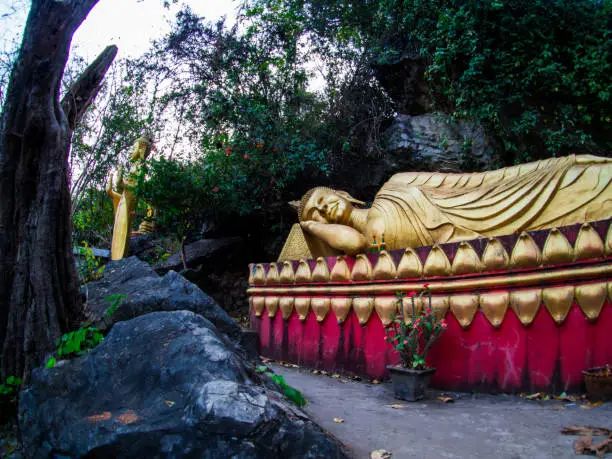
300,221,368,255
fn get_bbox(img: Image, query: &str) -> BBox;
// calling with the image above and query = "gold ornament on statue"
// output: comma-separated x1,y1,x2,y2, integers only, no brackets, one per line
280,155,612,259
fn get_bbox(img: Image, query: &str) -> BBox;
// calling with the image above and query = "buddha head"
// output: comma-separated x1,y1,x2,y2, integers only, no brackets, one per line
129,136,153,162
291,187,365,224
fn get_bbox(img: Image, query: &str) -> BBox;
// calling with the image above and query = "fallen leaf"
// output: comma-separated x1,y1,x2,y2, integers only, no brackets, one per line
84,411,112,423
580,404,593,410
312,369,321,375
590,400,604,408
525,392,543,400
289,364,299,368
331,373,341,378
562,426,612,437
117,410,140,424
370,449,392,459
165,400,176,408
391,404,406,409
320,370,329,376
333,417,344,423
370,379,381,385
437,396,454,403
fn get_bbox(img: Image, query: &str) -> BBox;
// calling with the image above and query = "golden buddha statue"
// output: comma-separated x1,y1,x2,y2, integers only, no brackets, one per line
280,154,612,260
107,137,153,260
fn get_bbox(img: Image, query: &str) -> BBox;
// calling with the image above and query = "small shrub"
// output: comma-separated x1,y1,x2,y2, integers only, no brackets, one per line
256,365,307,407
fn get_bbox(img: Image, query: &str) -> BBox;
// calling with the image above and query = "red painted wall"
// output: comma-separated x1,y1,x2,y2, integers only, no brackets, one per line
253,300,612,393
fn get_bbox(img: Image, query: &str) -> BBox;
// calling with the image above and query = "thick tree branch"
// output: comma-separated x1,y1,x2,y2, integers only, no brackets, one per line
62,45,118,130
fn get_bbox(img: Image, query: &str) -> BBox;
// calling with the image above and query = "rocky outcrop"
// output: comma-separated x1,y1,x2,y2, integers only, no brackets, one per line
385,113,498,173
19,311,348,458
85,256,241,342
154,237,250,318
154,237,244,274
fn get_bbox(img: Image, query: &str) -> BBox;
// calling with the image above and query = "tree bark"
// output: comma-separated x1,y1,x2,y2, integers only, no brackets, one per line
0,0,117,380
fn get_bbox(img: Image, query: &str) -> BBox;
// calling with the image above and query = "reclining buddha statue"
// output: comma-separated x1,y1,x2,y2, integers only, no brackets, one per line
279,154,612,260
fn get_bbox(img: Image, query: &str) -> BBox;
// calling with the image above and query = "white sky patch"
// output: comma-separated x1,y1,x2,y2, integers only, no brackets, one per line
1,0,240,61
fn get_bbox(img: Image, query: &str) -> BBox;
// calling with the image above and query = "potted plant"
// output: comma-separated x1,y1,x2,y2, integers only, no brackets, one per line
385,289,448,401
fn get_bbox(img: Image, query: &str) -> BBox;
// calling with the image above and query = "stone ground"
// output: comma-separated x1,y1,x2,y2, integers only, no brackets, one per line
271,364,612,459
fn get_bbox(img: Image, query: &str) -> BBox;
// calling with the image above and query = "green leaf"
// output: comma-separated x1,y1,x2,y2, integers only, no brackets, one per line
46,357,57,368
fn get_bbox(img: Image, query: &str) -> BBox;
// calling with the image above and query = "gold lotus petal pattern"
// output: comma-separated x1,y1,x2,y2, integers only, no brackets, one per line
482,238,509,270
510,289,542,326
396,248,423,278
294,297,311,321
575,283,607,320
374,296,399,326
311,297,331,322
575,223,605,260
452,241,482,275
542,228,574,265
265,296,279,318
352,297,375,325
331,297,352,323
542,285,574,324
279,297,294,320
450,294,479,329
479,292,509,328
429,296,450,320
248,263,254,285
352,254,373,281
295,260,312,283
510,232,541,268
402,296,423,323
266,263,280,284
423,245,451,277
331,256,351,282
312,257,331,282
253,264,266,285
279,261,295,284
252,296,265,317
373,251,397,280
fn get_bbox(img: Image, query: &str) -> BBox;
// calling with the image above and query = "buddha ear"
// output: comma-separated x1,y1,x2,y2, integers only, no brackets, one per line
336,190,365,206
288,200,301,212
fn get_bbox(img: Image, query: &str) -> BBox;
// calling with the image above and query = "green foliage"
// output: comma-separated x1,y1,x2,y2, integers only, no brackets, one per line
75,241,105,283
246,0,612,160
104,294,127,319
55,326,104,359
0,376,22,396
385,290,448,370
255,365,307,407
72,188,115,247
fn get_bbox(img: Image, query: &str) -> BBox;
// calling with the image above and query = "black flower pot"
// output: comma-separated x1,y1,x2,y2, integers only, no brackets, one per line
387,366,436,401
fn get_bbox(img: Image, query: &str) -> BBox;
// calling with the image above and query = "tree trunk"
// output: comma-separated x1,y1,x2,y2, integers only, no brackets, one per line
0,0,117,380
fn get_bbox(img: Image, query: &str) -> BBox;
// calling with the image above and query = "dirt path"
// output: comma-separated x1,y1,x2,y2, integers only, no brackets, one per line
272,364,612,459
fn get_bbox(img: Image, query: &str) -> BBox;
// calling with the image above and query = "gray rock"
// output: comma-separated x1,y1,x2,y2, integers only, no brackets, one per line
19,311,347,459
154,237,244,275
84,257,241,342
385,113,499,172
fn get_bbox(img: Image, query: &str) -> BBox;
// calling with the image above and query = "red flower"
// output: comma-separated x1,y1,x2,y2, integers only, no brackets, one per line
212,186,219,192
243,154,249,159
225,146,232,155
403,340,408,345
423,283,430,289
408,291,417,297
441,322,448,329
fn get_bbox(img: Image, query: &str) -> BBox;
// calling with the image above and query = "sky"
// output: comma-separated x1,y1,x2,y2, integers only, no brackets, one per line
1,0,240,61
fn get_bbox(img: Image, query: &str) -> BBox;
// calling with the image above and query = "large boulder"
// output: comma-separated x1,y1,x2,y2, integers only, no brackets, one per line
19,311,347,458
85,257,241,342
153,238,250,318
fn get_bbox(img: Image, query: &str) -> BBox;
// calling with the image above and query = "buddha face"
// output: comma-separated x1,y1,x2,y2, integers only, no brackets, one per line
130,137,152,162
302,188,354,224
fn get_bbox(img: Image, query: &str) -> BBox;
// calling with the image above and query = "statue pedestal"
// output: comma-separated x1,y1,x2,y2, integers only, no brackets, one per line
248,219,612,393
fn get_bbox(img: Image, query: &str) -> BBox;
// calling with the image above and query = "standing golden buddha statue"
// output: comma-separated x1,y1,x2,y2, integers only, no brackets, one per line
107,136,153,260
279,154,612,260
